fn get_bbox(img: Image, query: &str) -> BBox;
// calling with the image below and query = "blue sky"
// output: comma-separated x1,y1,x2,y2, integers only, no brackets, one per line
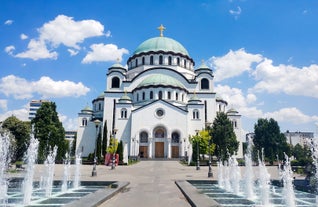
1,0,318,136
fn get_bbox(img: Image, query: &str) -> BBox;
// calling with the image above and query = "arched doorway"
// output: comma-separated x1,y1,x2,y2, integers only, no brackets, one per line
171,131,180,158
154,127,165,158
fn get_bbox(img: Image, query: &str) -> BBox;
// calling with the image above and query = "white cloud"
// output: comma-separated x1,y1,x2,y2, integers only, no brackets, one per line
67,49,79,56
251,59,318,98
209,48,263,82
0,108,29,122
105,30,112,37
14,15,105,60
264,107,318,124
229,6,242,19
59,114,77,130
5,45,15,55
0,99,8,111
0,75,90,99
82,43,129,63
15,39,58,60
4,20,13,25
20,33,28,40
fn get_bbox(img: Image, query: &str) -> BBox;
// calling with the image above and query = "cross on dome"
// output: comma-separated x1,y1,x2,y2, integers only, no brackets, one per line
157,24,166,37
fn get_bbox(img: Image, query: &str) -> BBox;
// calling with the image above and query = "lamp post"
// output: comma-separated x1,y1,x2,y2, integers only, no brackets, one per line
208,138,213,177
92,119,101,177
195,129,200,170
111,129,118,170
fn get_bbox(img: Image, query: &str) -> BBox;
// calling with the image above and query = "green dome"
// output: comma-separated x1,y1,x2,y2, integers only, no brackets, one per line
137,74,184,89
133,37,189,56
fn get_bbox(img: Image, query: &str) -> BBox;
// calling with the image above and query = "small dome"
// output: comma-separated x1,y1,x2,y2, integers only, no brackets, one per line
133,37,189,56
227,108,239,114
98,92,104,98
81,105,93,113
188,93,201,103
137,74,185,89
110,63,124,68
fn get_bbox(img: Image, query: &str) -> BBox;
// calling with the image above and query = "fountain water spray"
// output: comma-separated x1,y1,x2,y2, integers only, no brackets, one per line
310,137,318,204
258,149,271,206
229,155,241,194
73,153,81,188
244,136,255,200
61,152,71,192
281,153,296,207
43,146,58,197
23,134,39,205
0,131,11,205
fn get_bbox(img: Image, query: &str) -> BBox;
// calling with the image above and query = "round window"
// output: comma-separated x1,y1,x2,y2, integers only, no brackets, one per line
156,109,164,117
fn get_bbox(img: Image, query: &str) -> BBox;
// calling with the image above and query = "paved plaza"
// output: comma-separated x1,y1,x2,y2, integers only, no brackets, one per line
15,160,286,207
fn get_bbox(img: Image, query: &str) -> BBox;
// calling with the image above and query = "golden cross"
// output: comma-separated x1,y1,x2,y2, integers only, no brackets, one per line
157,24,166,37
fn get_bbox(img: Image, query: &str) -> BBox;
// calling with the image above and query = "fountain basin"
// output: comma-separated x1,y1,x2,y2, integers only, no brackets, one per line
3,179,129,207
177,180,318,207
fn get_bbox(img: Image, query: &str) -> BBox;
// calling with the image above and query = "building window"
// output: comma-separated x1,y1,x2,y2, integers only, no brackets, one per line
137,93,139,102
167,91,171,99
176,92,178,101
177,58,180,66
150,91,153,99
171,132,180,143
140,131,148,143
111,77,120,88
121,108,127,118
159,91,163,100
201,78,209,90
142,92,145,100
193,109,199,119
135,59,138,67
159,55,163,65
82,118,88,126
99,103,102,111
142,57,145,65
168,56,172,65
181,94,184,102
154,128,165,138
184,59,186,68
150,56,154,65
156,108,164,118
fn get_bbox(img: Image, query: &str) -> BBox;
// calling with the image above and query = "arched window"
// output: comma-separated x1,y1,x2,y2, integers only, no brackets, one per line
155,128,165,138
176,92,178,100
184,59,186,68
168,56,172,65
135,59,138,67
150,56,154,65
167,91,171,99
140,131,148,143
171,132,180,143
150,91,153,99
142,92,145,100
181,94,184,102
201,78,209,89
111,77,120,88
99,103,102,111
137,93,139,102
82,118,87,126
177,58,180,66
121,108,127,118
158,91,163,100
193,109,199,119
142,57,145,65
159,55,163,65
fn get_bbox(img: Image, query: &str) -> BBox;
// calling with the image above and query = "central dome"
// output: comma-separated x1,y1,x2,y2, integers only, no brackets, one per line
137,74,185,89
133,37,189,56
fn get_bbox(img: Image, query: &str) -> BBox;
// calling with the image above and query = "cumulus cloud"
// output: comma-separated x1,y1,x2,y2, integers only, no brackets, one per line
82,43,129,63
5,45,15,55
59,114,77,130
14,15,105,60
0,99,8,111
0,108,29,122
20,33,28,40
251,59,318,98
264,107,318,124
4,20,13,25
209,48,263,82
67,49,79,56
0,75,90,99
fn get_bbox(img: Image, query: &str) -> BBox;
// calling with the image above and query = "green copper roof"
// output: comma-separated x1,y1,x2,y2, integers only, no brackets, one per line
133,37,189,56
138,74,185,89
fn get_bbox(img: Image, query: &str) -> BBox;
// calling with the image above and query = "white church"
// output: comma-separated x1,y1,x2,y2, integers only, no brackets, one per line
76,25,243,162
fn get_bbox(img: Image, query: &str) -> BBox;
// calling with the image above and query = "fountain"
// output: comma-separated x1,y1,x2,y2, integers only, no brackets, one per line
61,152,71,192
43,146,58,197
0,131,11,205
73,153,82,189
244,137,255,200
258,149,271,206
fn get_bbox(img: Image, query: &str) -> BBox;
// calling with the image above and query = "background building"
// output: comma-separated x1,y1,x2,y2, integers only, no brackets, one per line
28,100,50,120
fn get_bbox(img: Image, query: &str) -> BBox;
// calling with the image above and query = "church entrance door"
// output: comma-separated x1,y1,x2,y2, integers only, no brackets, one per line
139,146,148,158
171,146,179,158
155,142,164,158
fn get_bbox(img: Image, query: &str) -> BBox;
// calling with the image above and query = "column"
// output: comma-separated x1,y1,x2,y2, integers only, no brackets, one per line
148,138,153,158
167,138,171,158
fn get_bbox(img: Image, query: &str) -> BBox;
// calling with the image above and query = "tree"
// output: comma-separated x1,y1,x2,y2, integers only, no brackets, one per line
117,140,124,163
211,112,239,161
2,116,30,162
106,137,118,154
96,126,102,160
253,118,290,164
190,129,215,161
102,120,108,158
31,102,68,162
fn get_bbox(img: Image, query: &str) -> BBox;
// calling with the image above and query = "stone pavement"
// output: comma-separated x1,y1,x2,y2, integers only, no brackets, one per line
23,160,284,207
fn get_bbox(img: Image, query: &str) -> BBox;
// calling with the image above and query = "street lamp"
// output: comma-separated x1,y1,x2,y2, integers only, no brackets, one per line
92,119,101,177
208,138,213,177
195,129,200,170
111,129,118,170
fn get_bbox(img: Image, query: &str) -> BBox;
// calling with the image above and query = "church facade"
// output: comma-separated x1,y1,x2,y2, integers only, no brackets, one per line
76,26,243,162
